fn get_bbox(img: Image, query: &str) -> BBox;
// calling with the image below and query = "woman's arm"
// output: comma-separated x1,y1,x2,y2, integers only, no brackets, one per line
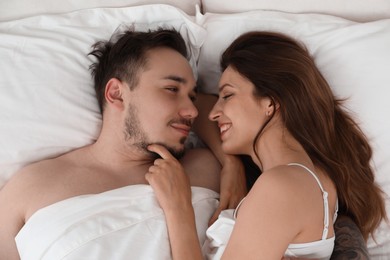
162,202,203,260
193,93,247,223
145,144,203,260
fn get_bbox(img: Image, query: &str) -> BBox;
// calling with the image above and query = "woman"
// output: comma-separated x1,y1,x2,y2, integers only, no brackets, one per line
145,31,387,259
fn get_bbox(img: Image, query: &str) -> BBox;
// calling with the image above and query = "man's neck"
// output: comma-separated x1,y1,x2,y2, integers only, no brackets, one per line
88,137,155,170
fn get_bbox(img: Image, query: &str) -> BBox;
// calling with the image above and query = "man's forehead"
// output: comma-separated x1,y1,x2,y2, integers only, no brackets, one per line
148,47,191,67
138,48,195,85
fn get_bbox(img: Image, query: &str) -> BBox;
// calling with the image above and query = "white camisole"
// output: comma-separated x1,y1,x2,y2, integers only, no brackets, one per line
203,163,338,260
283,163,338,259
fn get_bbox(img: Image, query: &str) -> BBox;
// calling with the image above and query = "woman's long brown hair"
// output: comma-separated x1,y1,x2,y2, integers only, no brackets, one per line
221,31,387,240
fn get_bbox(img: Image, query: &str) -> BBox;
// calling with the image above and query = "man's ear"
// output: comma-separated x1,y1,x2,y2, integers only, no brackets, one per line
105,78,125,110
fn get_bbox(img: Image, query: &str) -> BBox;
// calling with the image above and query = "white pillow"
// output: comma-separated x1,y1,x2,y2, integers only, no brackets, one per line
0,0,201,21
197,10,390,258
201,0,390,22
0,4,206,188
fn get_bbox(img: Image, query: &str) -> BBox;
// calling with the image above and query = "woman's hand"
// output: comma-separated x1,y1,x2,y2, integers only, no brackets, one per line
145,144,192,212
210,155,247,225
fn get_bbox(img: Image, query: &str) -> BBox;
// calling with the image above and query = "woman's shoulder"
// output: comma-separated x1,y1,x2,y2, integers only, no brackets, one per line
248,164,324,212
232,165,308,252
253,165,302,192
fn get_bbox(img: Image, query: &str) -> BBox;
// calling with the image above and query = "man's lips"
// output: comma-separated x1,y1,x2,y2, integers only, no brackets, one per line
171,123,191,136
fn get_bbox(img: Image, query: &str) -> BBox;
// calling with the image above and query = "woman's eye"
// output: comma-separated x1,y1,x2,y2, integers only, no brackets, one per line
221,94,233,100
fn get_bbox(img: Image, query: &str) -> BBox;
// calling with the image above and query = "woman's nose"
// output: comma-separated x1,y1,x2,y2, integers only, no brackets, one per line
209,102,221,121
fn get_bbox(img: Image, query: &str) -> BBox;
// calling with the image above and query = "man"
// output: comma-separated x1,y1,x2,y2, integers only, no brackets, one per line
0,28,245,259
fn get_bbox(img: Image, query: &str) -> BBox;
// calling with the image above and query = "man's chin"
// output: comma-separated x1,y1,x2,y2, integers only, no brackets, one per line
148,142,185,160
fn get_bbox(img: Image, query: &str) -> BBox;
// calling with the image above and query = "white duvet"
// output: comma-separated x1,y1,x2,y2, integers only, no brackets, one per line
15,185,219,260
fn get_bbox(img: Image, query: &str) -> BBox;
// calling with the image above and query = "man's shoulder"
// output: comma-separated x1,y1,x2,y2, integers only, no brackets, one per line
181,148,221,192
19,151,78,176
0,147,92,219
4,147,87,193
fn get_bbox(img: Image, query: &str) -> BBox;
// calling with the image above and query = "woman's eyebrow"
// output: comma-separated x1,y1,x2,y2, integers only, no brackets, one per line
219,83,233,92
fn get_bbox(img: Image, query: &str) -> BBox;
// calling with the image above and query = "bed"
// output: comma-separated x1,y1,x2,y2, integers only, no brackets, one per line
0,0,389,259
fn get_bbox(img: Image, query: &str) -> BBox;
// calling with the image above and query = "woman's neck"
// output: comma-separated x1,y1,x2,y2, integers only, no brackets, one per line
251,126,312,171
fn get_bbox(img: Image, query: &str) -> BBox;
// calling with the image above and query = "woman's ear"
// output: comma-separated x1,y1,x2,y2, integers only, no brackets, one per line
105,78,125,110
264,97,280,116
268,99,280,111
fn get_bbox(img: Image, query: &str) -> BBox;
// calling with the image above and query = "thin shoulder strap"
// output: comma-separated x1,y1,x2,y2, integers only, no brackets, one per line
233,197,245,219
288,163,330,240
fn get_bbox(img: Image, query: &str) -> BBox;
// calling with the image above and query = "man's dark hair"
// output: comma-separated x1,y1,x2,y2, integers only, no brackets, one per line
88,27,188,113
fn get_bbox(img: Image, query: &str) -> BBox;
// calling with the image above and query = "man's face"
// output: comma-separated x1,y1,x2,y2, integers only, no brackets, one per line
123,47,198,159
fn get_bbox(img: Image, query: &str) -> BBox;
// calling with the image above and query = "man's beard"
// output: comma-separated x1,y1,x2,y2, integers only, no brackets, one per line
124,103,185,159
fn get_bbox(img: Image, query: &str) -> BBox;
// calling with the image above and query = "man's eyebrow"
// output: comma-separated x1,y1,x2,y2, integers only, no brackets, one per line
163,75,187,84
163,75,199,94
164,75,197,93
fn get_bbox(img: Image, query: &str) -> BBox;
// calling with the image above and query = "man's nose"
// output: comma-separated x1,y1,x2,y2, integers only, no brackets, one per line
180,99,198,119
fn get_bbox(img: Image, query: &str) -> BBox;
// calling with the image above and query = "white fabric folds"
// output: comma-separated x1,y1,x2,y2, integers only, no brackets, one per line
16,185,219,260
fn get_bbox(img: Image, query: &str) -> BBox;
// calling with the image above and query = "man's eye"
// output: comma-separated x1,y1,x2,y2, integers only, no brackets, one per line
190,95,197,102
166,87,178,92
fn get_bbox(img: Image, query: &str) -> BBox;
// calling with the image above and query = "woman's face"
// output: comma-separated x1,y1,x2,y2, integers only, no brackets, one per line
209,66,272,155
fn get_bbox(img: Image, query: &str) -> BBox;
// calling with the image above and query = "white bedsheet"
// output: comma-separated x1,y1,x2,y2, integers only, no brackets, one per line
15,185,219,260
